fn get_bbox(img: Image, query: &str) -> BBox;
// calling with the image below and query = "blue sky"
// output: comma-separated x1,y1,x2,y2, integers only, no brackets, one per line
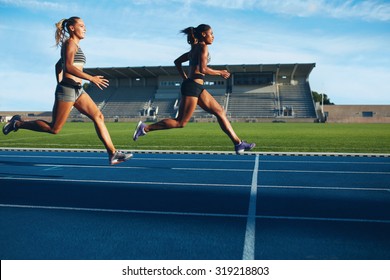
0,0,389,111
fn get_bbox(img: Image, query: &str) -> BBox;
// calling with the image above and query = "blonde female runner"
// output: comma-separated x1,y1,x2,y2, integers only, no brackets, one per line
3,16,132,165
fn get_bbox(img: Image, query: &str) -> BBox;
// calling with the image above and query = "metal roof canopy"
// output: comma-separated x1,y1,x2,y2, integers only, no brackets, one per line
85,63,316,80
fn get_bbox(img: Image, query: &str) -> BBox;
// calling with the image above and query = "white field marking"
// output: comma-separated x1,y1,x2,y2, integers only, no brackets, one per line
242,154,259,260
172,167,252,172
135,158,254,163
0,154,254,163
262,159,390,165
36,164,151,170
172,167,390,175
1,203,389,224
42,166,62,172
0,176,388,192
0,176,249,188
0,203,246,218
0,155,390,175
2,154,388,174
138,158,390,166
255,215,390,224
34,164,252,172
2,152,390,164
260,169,390,175
1,154,389,173
259,185,390,192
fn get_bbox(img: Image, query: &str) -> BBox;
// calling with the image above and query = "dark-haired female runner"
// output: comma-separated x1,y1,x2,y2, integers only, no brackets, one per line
133,24,255,154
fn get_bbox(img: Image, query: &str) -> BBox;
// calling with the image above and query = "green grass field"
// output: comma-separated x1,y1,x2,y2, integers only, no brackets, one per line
1,122,390,154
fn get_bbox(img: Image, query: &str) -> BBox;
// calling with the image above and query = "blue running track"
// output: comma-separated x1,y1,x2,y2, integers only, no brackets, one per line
0,149,389,260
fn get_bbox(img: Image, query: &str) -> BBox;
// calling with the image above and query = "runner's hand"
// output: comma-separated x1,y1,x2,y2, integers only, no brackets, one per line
90,75,109,90
220,70,230,79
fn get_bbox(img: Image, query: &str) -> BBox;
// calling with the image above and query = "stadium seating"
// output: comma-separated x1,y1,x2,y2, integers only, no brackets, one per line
101,86,155,117
151,88,180,118
76,64,318,122
78,82,317,121
227,85,277,118
278,83,317,118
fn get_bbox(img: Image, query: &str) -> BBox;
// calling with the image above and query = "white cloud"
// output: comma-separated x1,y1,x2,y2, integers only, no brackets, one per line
203,0,390,21
330,0,390,21
83,36,185,67
1,0,389,110
0,0,65,10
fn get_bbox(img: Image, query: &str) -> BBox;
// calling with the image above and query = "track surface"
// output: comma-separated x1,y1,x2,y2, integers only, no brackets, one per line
0,150,389,260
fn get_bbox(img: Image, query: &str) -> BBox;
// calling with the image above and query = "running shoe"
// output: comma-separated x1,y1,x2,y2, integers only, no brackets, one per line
133,121,147,141
2,115,21,135
235,141,256,155
109,151,133,165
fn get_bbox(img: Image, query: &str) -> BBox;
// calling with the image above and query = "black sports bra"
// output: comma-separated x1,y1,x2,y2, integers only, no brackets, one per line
189,50,210,66
191,73,205,80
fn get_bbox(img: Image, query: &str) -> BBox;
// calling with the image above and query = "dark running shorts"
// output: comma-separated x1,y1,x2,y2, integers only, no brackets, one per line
181,79,204,98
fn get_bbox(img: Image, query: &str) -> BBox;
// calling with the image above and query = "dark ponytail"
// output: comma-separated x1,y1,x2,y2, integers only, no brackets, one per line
181,24,211,45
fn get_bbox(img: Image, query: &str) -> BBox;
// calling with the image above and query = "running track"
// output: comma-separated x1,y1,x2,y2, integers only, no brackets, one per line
0,149,389,260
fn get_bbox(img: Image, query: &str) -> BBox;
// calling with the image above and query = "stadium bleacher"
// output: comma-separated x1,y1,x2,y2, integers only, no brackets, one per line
101,86,155,118
80,63,318,122
151,88,180,118
227,85,277,118
5,63,390,124
278,83,317,118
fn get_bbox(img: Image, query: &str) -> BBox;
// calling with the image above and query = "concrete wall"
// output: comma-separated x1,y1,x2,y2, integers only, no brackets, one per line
323,105,390,123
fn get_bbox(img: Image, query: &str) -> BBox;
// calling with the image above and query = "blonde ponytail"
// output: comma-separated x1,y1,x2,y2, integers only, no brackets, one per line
54,19,67,47
54,16,80,47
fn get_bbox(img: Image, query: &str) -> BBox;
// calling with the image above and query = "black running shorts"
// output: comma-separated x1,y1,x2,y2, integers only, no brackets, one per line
181,79,204,98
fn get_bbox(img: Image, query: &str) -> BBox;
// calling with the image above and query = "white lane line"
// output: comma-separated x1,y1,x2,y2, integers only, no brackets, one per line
172,167,252,172
261,169,390,175
1,203,389,224
260,185,390,192
256,215,390,224
36,164,151,170
34,163,388,175
0,176,249,188
242,154,259,260
0,154,254,163
2,154,390,164
0,176,388,192
1,155,388,174
2,160,388,175
259,160,390,165
43,166,62,172
173,168,390,175
0,203,246,218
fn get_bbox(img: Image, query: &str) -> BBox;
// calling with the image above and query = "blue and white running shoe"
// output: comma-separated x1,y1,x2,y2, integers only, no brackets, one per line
133,121,147,141
235,141,256,155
